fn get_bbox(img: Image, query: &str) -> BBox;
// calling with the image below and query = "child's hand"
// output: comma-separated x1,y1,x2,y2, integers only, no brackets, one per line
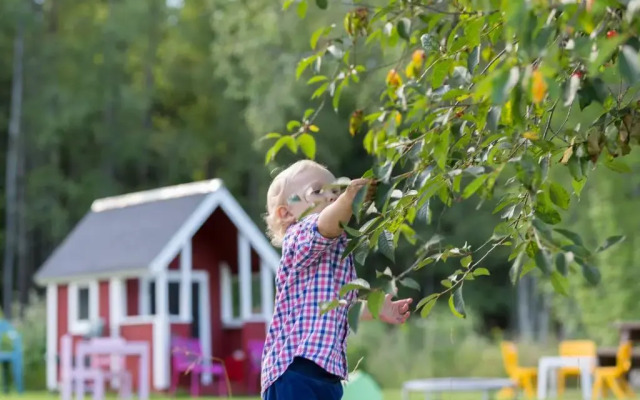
379,294,412,324
344,178,377,202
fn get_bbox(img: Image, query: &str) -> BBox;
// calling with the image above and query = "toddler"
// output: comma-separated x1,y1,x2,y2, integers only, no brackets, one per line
261,160,413,400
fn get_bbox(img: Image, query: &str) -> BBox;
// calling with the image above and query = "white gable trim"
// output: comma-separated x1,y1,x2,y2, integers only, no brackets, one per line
46,284,58,390
216,188,280,271
149,186,280,274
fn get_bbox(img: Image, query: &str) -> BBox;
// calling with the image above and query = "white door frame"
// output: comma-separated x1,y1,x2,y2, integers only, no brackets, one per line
142,270,213,384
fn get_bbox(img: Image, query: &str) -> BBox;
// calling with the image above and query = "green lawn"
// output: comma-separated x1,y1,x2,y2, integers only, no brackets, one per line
3,389,632,400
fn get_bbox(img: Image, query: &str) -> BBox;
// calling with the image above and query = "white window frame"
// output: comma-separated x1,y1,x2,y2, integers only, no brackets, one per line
139,276,184,321
68,281,99,335
220,262,265,328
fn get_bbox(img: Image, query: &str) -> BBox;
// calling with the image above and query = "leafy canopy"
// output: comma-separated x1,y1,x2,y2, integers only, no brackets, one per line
264,0,640,324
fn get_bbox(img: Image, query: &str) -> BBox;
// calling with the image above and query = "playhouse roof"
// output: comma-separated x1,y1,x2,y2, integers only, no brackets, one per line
35,179,280,284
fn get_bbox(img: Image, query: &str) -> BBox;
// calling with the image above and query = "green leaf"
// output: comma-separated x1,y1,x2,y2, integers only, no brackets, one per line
287,120,301,132
604,158,632,173
399,278,420,291
342,224,362,237
449,288,466,319
473,267,490,276
342,237,361,260
468,45,480,73
550,271,570,296
578,260,601,285
534,249,551,274
297,0,308,18
509,252,525,284
315,0,328,10
555,253,568,276
464,18,484,47
297,133,316,159
618,45,640,85
554,229,584,246
418,294,439,318
320,299,342,315
367,291,385,319
432,59,452,88
486,106,501,132
354,240,370,266
588,35,627,76
549,182,570,210
597,235,625,253
351,184,368,222
462,174,489,199
535,192,562,225
397,18,411,40
348,301,363,333
434,130,450,170
460,255,472,268
340,278,371,297
378,230,395,262
572,178,586,196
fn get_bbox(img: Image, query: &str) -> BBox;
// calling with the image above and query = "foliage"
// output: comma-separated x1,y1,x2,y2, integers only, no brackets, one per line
265,0,640,322
0,293,47,390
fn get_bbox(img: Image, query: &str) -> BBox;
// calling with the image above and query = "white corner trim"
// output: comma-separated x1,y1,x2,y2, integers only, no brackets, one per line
238,232,252,320
179,240,192,321
149,194,221,274
260,260,274,319
197,271,213,384
91,179,222,212
68,280,100,335
216,188,281,271
152,313,170,390
46,284,58,390
220,263,235,325
109,279,124,337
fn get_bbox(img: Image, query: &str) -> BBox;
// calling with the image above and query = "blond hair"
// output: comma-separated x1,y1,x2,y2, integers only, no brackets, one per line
264,160,328,247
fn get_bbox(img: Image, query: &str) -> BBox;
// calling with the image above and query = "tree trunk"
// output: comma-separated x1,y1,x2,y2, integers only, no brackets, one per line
3,16,26,320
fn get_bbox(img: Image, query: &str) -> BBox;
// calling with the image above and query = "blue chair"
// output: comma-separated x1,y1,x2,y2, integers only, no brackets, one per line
0,320,24,394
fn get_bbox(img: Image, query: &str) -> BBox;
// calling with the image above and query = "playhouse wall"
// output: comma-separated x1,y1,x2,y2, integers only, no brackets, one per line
126,279,139,316
120,323,154,391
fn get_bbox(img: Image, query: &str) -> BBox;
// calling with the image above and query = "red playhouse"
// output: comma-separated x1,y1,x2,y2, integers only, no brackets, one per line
35,179,279,395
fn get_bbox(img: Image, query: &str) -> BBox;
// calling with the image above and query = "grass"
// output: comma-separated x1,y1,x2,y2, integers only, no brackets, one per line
4,388,634,400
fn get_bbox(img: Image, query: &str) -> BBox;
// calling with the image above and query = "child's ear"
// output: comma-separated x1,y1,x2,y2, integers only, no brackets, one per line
276,205,295,224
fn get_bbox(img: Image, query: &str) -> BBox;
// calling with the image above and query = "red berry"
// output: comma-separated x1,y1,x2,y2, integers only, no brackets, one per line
572,71,583,79
606,30,617,39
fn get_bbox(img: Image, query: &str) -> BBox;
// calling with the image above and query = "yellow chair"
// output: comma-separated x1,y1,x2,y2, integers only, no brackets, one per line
592,341,634,399
499,341,538,399
557,340,597,396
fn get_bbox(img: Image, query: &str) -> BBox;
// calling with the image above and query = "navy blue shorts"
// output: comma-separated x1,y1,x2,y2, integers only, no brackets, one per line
263,357,343,400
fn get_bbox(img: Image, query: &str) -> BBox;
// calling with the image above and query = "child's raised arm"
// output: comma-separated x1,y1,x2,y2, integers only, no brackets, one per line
317,178,371,238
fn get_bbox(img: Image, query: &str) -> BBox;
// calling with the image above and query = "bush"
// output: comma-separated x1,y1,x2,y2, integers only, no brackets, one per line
1,293,48,391
347,308,557,389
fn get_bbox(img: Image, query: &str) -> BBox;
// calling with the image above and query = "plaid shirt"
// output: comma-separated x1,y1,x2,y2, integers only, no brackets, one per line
261,213,358,394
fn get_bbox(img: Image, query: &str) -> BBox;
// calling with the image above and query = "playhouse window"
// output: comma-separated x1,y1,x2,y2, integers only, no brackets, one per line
77,287,90,320
68,281,99,335
229,273,262,318
148,281,181,316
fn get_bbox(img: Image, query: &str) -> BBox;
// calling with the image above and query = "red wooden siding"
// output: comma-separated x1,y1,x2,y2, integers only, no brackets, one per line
120,323,154,391
99,281,110,333
57,285,69,383
126,279,139,316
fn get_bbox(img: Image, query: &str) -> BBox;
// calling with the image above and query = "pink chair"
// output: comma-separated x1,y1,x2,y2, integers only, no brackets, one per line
59,335,105,400
169,336,226,397
88,337,132,399
246,340,264,394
